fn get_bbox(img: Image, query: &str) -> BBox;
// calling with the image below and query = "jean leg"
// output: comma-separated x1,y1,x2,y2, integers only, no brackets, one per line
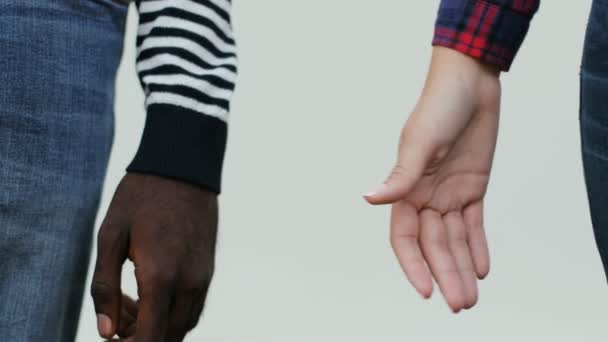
0,1,127,341
581,0,608,281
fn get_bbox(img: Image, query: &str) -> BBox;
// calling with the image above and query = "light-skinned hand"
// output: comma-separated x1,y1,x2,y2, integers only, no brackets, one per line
365,47,501,312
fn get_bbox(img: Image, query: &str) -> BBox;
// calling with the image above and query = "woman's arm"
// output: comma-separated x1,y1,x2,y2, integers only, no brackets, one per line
365,1,540,312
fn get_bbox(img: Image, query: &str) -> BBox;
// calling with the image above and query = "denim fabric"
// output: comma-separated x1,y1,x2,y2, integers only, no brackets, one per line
0,1,127,341
581,0,608,280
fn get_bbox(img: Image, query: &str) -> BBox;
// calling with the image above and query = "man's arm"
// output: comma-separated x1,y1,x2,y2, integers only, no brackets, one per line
129,0,237,193
91,1,237,340
365,1,539,312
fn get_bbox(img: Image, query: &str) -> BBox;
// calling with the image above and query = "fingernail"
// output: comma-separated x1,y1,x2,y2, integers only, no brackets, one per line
97,314,112,337
364,184,387,198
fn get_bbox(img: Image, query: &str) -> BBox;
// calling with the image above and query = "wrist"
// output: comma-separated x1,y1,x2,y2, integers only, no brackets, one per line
416,47,501,124
430,47,500,80
422,47,501,102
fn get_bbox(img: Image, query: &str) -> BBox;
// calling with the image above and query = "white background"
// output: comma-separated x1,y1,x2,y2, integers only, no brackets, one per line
77,1,607,341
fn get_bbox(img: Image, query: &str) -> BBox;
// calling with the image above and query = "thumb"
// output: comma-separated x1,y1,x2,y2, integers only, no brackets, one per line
90,223,129,339
365,133,431,205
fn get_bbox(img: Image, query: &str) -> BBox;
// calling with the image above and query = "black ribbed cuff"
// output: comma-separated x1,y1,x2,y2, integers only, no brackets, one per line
127,104,228,193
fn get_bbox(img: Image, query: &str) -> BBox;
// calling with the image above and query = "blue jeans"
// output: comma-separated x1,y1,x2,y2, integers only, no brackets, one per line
581,0,608,280
0,1,127,341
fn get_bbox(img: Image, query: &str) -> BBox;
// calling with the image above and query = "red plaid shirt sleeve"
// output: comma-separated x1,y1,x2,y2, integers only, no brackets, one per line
433,0,540,71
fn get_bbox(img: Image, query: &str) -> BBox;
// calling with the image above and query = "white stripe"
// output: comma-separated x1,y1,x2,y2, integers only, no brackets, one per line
138,16,235,54
207,0,231,14
137,53,237,83
138,36,236,67
139,0,232,39
142,74,233,100
146,92,229,121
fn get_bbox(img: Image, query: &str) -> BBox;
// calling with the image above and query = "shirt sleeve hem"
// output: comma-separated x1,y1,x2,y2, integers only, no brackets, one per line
127,103,228,194
432,0,538,71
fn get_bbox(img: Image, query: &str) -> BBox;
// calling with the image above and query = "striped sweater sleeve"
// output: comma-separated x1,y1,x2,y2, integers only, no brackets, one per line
127,0,237,193
433,0,540,71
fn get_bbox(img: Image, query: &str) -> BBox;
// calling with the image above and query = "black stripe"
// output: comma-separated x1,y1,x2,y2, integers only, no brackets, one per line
196,0,231,23
148,83,230,109
139,64,235,90
138,27,234,58
137,46,236,72
139,7,233,44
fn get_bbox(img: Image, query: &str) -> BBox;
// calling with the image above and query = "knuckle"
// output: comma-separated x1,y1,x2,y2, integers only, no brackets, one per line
140,267,177,290
183,259,215,284
90,280,116,304
97,225,126,248
390,165,407,178
466,216,484,230
420,228,445,246
387,165,409,184
179,270,213,296
150,270,175,285
449,228,467,243
184,277,212,295
390,233,416,249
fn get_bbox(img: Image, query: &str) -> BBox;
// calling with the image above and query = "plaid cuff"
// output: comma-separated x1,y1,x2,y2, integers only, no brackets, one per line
432,0,540,71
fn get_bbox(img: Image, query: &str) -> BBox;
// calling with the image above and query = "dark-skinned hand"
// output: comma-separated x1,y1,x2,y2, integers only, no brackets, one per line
91,172,218,342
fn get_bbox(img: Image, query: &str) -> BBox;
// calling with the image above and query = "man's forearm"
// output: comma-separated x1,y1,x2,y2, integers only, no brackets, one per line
128,0,237,193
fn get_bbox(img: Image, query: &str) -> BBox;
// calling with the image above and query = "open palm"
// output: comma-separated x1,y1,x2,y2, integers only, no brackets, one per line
366,47,500,312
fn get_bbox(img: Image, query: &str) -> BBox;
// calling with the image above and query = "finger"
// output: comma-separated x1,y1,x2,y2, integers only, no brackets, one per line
444,212,478,309
419,210,465,313
365,131,431,205
463,201,490,279
390,201,433,298
91,222,129,338
133,268,174,342
117,294,138,338
165,292,195,342
117,307,137,338
186,284,212,333
122,294,139,317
